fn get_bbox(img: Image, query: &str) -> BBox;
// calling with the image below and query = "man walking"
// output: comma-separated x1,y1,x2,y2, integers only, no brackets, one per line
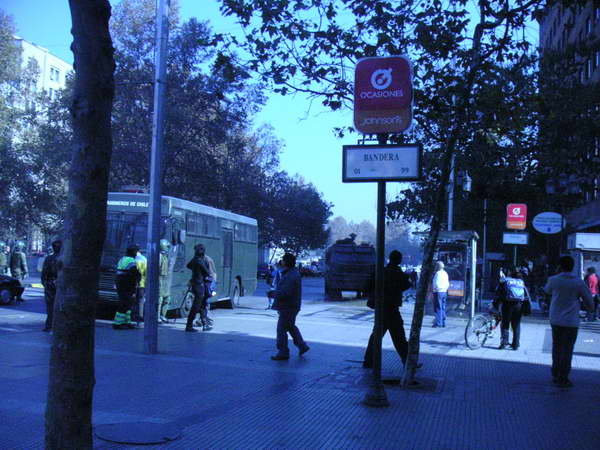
363,250,412,368
41,240,62,332
584,267,599,321
432,261,449,327
268,253,309,360
544,255,594,388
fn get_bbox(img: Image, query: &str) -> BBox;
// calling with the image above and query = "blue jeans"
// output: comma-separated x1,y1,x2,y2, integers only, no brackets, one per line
433,292,447,326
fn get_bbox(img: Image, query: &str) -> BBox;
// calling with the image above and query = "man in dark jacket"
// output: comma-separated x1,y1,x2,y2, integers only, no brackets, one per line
185,244,211,332
268,253,310,360
363,250,412,368
41,240,62,332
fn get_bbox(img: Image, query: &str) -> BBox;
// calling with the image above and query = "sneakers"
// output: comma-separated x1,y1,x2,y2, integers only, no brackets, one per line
159,316,168,324
271,354,289,361
202,325,212,331
299,344,310,356
185,327,198,333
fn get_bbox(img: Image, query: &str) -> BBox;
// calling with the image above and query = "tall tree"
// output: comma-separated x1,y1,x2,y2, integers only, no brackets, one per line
218,0,545,384
45,1,115,448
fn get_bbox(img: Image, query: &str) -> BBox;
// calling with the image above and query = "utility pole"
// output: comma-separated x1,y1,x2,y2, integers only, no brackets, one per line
447,155,455,231
144,0,170,354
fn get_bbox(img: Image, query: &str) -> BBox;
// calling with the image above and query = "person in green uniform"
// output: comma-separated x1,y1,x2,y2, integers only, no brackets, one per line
41,240,62,332
10,241,28,281
0,242,7,275
113,245,141,330
158,239,171,323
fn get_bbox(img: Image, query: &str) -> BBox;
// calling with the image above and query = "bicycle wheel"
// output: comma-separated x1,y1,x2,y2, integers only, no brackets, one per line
465,314,490,350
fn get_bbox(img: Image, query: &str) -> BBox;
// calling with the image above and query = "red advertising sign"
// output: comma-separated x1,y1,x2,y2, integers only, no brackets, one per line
506,203,527,230
354,56,413,134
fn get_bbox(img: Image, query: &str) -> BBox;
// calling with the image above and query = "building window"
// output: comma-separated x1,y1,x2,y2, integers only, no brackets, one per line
596,7,600,22
50,67,60,82
48,88,55,100
586,17,592,34
595,51,600,70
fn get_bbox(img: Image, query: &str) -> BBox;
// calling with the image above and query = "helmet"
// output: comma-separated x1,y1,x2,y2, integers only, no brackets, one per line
160,239,171,252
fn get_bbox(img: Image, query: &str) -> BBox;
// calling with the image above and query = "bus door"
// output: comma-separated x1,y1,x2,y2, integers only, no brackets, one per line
222,229,233,296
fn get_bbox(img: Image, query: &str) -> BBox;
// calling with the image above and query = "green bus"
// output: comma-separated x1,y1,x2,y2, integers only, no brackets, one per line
99,192,257,317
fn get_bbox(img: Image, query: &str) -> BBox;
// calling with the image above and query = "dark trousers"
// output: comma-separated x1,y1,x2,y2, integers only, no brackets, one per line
187,282,206,328
44,285,56,330
116,288,135,314
551,325,578,382
500,301,522,347
432,292,447,326
364,307,408,365
276,309,306,356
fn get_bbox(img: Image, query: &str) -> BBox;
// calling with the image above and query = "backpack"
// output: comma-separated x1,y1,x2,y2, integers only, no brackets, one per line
505,277,526,302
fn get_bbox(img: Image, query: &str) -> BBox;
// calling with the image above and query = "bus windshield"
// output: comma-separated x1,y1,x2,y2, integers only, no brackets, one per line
102,212,150,268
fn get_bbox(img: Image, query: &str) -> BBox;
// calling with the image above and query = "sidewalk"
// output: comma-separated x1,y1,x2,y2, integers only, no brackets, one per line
0,295,599,449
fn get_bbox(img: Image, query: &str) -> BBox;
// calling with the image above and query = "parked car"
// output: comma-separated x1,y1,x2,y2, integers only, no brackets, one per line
0,275,25,305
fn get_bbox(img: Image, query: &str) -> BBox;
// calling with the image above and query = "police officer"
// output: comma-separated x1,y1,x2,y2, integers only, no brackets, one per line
10,241,28,281
0,241,8,275
134,248,147,323
41,240,62,332
113,245,141,330
158,239,171,323
185,244,210,332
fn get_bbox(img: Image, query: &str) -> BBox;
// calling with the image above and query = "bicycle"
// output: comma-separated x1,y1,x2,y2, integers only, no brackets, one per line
464,310,501,350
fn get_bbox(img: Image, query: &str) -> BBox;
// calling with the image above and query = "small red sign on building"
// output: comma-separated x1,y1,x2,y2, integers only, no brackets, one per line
506,203,527,230
354,56,413,134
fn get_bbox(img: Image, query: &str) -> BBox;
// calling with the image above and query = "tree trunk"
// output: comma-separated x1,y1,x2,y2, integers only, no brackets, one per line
45,1,115,448
402,8,494,385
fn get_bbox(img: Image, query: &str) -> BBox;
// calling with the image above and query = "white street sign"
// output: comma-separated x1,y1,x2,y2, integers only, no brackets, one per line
342,144,422,182
503,232,529,245
532,212,564,234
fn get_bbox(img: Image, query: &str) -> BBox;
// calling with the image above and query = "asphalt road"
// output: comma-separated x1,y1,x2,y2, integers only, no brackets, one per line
9,276,360,318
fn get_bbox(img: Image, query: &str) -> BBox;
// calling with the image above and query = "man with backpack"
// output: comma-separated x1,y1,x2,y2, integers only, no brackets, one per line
495,267,531,350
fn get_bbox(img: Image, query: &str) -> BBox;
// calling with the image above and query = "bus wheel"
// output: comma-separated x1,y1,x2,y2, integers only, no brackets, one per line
179,290,194,318
230,282,241,308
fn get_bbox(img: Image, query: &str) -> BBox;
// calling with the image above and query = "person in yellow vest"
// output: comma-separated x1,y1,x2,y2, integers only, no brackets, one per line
113,245,141,329
135,248,147,323
158,239,171,323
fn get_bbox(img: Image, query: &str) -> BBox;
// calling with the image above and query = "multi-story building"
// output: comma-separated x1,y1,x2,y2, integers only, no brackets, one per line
13,35,72,101
538,2,600,234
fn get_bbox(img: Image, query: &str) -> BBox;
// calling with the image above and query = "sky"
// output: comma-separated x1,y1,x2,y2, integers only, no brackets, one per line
3,1,538,226
3,0,379,224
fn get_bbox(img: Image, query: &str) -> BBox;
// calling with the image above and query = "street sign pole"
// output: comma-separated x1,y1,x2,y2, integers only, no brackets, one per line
362,134,389,407
144,0,170,355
